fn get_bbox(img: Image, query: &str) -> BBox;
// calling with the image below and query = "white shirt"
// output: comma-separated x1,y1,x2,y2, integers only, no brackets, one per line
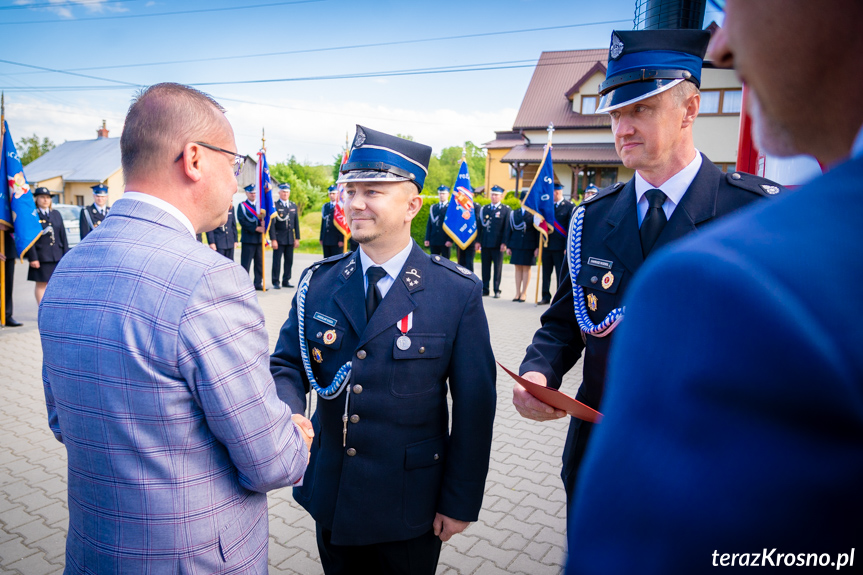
359,240,413,299
635,150,703,226
120,192,196,238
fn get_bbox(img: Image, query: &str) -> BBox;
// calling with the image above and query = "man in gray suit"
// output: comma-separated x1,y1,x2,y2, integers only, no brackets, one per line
39,83,312,573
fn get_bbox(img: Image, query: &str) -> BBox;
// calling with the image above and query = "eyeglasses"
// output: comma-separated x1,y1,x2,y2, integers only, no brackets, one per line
175,142,245,176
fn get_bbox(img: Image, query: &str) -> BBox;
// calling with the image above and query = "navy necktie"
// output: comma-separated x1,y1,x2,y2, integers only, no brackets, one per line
365,266,387,319
640,189,668,257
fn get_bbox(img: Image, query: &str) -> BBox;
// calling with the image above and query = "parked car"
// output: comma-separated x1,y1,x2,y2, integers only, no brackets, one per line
53,204,82,247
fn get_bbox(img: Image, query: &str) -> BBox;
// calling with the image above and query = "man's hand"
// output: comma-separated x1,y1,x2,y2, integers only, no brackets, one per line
475,243,481,252
433,513,470,542
534,248,539,257
209,243,217,251
338,241,344,247
291,414,315,459
424,240,430,247
271,240,278,250
0,253,5,262
293,239,299,248
445,241,452,247
513,371,567,421
30,260,40,269
255,226,264,233
506,248,512,256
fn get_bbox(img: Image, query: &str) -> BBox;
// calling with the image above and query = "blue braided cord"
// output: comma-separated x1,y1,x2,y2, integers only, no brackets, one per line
568,206,624,338
297,268,353,399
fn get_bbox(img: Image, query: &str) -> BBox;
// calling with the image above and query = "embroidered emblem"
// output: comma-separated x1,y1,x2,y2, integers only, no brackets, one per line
403,268,422,288
312,348,323,363
601,271,614,290
354,126,366,147
323,330,337,345
610,33,624,59
456,265,472,275
587,293,598,312
343,257,357,279
761,184,780,195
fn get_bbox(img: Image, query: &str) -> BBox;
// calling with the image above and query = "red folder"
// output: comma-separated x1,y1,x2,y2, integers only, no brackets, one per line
498,362,603,423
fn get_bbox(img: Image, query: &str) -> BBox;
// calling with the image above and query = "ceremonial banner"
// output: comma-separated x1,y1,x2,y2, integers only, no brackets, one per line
2,121,42,259
334,146,350,238
442,159,477,250
257,149,275,233
521,145,561,246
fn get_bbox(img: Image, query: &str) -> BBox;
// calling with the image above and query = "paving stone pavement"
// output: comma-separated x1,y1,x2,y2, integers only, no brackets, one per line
0,250,583,574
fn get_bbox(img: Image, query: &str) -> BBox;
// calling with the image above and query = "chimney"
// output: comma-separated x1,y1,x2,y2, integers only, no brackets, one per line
97,120,109,139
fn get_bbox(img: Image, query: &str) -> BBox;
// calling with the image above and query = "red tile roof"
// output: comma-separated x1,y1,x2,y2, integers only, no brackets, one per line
501,143,621,165
513,49,612,130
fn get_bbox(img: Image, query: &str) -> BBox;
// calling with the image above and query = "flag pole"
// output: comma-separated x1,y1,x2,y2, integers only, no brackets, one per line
534,123,554,305
342,131,349,254
260,128,267,292
1,92,6,326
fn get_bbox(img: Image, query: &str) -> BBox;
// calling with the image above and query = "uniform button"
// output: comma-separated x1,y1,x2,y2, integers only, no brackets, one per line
434,256,440,261
433,453,439,461
316,332,323,338
346,448,357,457
419,347,426,354
353,384,363,394
591,276,598,284
356,350,367,359
349,414,360,424
731,172,742,180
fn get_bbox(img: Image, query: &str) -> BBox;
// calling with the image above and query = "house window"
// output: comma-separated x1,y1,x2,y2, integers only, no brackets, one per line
581,96,598,115
598,168,618,188
715,163,737,173
75,195,84,206
700,89,743,115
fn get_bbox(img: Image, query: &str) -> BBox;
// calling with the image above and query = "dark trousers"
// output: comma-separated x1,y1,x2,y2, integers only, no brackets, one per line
457,245,475,272
481,248,503,295
541,249,566,300
322,244,341,258
240,242,263,288
3,232,14,321
563,418,594,525
316,524,442,575
429,244,450,260
216,247,234,261
272,244,294,285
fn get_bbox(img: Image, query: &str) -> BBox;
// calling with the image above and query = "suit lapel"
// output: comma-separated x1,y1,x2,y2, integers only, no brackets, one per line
602,179,644,274
333,252,368,336
653,155,720,252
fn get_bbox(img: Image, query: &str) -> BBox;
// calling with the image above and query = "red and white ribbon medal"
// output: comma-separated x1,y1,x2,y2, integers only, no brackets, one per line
396,312,413,350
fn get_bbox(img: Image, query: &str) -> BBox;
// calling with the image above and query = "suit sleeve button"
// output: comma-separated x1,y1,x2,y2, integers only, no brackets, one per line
346,448,357,456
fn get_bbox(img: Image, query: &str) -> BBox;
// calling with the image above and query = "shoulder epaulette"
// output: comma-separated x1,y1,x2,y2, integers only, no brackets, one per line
310,250,353,271
726,171,786,197
430,254,480,283
583,182,624,205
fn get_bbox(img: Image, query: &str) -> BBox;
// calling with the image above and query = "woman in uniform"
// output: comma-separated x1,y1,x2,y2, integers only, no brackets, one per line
502,192,539,302
28,187,70,305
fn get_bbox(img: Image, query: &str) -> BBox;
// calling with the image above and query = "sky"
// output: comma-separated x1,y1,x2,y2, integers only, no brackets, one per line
0,0,725,166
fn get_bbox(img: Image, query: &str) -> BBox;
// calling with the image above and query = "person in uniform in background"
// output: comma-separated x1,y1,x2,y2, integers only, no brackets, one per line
320,186,344,258
515,29,786,521
539,184,575,305
28,187,69,305
477,185,510,298
502,191,538,302
271,125,496,575
568,2,863,571
0,223,22,326
582,183,599,202
424,185,452,260
78,183,110,240
455,198,478,273
270,183,300,289
237,183,264,290
206,203,237,260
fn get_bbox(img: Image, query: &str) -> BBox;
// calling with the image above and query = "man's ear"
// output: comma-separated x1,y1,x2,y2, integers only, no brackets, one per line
181,142,204,183
681,91,700,129
405,186,424,222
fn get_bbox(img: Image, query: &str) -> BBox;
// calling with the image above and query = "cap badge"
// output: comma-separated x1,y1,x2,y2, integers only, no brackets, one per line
610,33,624,60
601,271,615,290
587,293,598,312
761,184,780,195
354,126,366,148
323,330,337,345
312,348,323,363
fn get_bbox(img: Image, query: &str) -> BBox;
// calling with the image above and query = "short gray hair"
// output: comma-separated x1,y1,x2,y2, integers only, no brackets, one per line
121,83,226,182
669,79,700,108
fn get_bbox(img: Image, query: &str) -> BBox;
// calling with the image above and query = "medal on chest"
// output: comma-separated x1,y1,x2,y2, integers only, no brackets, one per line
396,312,413,350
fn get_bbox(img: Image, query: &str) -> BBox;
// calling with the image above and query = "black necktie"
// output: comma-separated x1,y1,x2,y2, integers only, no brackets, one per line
640,189,668,257
365,266,387,320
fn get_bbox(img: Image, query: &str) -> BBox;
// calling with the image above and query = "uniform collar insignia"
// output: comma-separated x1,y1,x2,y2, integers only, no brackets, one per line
343,255,358,279
402,267,422,290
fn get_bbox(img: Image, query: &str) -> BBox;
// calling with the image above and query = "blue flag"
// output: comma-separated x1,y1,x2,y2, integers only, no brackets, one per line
443,159,477,250
522,145,559,245
257,149,275,233
2,121,43,260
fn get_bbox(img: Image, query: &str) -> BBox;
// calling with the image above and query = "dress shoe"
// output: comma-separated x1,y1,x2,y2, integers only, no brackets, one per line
493,292,501,299
4,317,22,327
255,286,264,291
285,282,295,288
512,297,521,302
538,298,551,305
519,298,526,302
482,291,490,297
272,284,281,289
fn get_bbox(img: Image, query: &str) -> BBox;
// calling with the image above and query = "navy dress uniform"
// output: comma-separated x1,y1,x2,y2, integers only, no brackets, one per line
424,186,451,260
205,205,237,261
2,226,21,326
27,187,70,283
502,203,539,266
477,185,511,297
78,183,110,240
320,186,344,258
519,28,788,516
237,184,264,290
271,125,496,575
540,185,575,304
270,183,301,289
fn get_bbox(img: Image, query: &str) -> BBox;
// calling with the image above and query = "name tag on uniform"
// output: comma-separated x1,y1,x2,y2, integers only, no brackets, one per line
313,312,337,327
587,257,613,269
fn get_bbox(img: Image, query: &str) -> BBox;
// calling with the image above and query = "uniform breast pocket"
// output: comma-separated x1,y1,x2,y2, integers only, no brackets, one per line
306,316,346,351
576,261,626,320
390,333,447,397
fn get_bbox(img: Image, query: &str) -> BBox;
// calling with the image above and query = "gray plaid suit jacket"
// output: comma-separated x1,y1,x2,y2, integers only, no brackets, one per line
40,198,307,573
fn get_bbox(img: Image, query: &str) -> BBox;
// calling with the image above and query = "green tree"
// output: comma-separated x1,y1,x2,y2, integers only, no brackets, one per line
17,134,55,166
423,141,486,194
268,155,332,216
